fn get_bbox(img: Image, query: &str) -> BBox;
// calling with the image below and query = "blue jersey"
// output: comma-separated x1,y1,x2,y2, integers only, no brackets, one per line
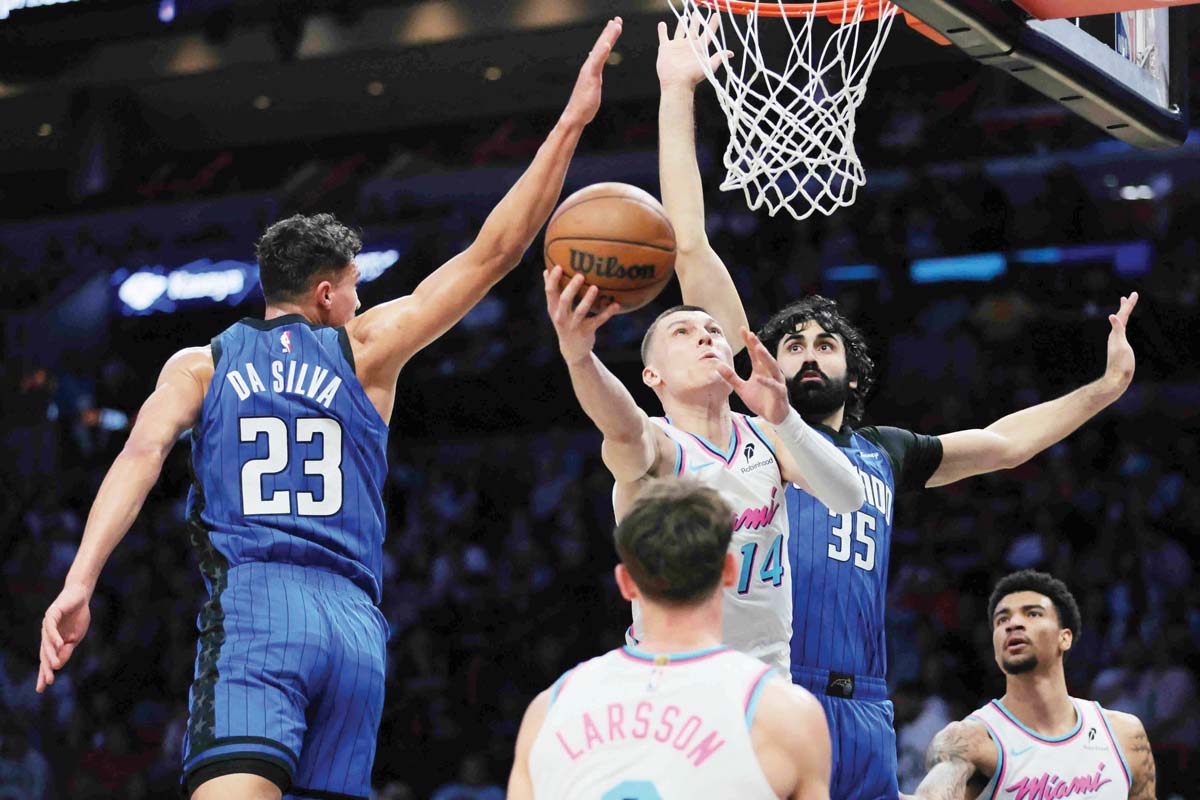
787,425,941,681
186,314,389,603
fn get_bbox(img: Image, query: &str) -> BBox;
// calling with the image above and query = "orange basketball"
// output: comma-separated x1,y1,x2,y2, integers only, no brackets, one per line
544,182,676,314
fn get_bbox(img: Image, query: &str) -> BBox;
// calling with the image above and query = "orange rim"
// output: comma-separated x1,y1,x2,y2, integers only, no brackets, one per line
693,0,951,43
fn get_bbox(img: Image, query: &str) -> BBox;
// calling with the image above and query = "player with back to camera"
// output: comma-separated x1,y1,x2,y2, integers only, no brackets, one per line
658,13,1140,799
907,570,1156,800
34,18,623,800
507,477,832,800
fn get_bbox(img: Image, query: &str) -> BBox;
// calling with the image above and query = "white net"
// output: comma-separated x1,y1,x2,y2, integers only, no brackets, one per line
668,0,900,220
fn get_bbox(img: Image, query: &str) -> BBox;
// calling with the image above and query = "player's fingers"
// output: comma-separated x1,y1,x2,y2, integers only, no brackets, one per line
44,609,64,651
1119,291,1139,323
708,51,733,72
698,11,719,47
572,284,599,324
713,360,744,389
558,273,586,317
544,267,564,308
587,300,621,331
674,14,687,39
42,635,61,670
657,20,669,45
690,11,704,41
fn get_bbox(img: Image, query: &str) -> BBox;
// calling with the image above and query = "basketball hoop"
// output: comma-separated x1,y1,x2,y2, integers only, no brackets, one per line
668,0,946,220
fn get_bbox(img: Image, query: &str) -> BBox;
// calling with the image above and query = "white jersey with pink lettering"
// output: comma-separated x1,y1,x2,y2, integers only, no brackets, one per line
622,415,790,673
529,644,778,800
968,697,1131,800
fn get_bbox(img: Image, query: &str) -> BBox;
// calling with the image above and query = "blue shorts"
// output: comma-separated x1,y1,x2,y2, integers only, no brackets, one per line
181,562,388,799
793,666,898,800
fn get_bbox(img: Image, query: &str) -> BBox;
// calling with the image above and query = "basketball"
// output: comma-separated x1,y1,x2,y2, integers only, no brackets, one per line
544,182,676,313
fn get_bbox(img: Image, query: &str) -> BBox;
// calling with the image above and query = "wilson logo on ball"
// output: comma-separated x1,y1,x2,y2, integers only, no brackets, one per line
568,249,657,281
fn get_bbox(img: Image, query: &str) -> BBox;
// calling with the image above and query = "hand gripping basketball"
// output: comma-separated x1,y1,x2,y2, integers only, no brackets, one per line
545,266,620,366
713,328,791,426
561,17,623,128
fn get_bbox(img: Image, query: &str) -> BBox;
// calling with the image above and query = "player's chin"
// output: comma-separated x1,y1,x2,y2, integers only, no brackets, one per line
999,653,1039,675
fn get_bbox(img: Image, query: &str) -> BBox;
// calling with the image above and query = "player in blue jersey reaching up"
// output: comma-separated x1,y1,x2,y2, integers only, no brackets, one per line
657,13,1139,800
34,18,623,800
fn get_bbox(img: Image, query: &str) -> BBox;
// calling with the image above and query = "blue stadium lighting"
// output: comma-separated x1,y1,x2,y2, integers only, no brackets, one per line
1012,248,1062,265
910,253,1006,284
158,0,175,23
825,264,881,282
357,249,400,283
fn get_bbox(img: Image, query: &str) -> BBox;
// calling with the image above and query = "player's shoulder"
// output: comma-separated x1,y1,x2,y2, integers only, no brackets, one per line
927,718,996,767
753,676,827,747
1100,706,1148,744
163,345,215,382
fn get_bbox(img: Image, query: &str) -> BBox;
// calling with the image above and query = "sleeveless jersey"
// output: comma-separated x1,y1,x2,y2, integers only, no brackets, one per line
625,415,790,673
968,698,1132,800
530,645,778,800
187,315,390,602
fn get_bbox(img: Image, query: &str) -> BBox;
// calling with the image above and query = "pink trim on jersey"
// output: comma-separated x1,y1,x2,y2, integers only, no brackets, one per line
968,714,1007,800
1092,702,1132,789
682,419,741,468
743,665,774,716
989,700,1084,747
617,646,732,666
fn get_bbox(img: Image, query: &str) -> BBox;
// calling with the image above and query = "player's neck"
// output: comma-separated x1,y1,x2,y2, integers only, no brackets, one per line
662,392,733,446
1001,667,1076,737
265,302,320,324
798,405,845,431
630,600,723,655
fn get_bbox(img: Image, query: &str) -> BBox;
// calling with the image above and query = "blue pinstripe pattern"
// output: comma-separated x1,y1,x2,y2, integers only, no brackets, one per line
182,317,389,797
820,694,899,800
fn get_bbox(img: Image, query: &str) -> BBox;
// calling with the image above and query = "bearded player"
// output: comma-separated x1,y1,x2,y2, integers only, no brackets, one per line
657,13,1140,799
908,570,1156,800
36,19,623,800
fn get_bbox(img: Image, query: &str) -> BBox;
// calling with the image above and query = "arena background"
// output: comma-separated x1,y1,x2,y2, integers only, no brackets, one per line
1,1,1198,797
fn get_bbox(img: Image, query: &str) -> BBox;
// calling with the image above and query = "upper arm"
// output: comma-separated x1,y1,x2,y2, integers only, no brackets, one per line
675,246,751,356
126,347,210,458
1106,710,1156,800
753,680,831,800
601,413,673,487
507,689,551,800
350,243,506,378
913,720,993,800
926,428,1015,488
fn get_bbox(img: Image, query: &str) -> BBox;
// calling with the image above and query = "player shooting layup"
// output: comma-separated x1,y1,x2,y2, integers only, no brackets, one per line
35,18,623,800
659,13,1140,800
508,478,832,800
908,570,1156,800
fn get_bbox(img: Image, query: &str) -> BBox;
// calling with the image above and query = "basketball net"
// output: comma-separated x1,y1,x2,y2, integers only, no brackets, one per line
668,0,900,220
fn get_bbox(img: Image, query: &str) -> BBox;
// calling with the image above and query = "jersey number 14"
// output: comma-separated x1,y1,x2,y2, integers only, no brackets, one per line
239,416,343,516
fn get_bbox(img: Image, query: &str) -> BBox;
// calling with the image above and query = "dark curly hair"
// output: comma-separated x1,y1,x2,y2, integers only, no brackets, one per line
757,295,875,424
255,213,362,303
988,569,1082,644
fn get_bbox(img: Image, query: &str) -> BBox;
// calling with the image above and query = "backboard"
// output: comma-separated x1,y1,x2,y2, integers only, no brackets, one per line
890,0,1191,148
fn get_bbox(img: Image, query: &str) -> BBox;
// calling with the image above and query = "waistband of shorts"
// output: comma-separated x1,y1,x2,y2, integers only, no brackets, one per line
225,561,370,599
791,665,889,702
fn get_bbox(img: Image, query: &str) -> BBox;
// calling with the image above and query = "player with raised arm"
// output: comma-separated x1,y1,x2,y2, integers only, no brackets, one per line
657,13,1140,799
909,570,1156,800
507,478,832,800
35,18,623,800
544,263,863,675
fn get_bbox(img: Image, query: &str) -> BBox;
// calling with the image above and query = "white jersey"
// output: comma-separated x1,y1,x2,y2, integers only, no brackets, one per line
529,645,778,800
623,415,791,673
969,698,1132,800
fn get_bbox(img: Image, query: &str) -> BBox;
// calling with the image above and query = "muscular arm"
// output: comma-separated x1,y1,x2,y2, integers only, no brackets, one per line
928,293,1137,488
348,20,623,412
751,679,831,800
657,19,749,352
38,347,209,691
1107,710,1157,800
507,689,551,800
911,721,995,800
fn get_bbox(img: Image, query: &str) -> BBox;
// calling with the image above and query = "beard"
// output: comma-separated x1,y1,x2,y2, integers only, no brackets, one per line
786,366,852,423
1000,652,1040,675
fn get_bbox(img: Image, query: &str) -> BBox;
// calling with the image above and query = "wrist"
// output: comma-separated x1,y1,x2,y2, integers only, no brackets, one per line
771,405,806,434
659,78,699,94
563,349,595,369
63,573,97,598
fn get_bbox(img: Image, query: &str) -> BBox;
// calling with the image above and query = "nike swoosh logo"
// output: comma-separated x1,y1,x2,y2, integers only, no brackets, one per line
688,462,716,472
1012,744,1034,756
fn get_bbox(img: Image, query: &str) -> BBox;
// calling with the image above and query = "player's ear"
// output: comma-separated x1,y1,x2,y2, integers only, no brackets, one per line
642,366,661,389
719,552,737,588
614,564,639,601
313,278,335,309
1060,628,1073,655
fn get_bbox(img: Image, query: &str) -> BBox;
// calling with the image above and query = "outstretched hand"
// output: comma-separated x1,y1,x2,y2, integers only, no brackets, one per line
657,12,732,89
544,266,620,366
561,17,623,128
1104,292,1137,392
37,582,92,693
713,327,791,425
